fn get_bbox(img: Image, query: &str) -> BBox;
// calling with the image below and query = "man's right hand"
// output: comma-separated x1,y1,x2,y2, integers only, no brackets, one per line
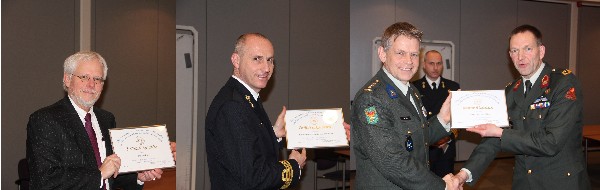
288,148,307,169
100,154,121,179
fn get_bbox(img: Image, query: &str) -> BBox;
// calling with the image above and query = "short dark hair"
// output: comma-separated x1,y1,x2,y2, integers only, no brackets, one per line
381,22,423,51
510,24,542,46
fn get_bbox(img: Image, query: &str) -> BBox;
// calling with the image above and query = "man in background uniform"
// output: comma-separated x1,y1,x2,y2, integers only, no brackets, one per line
413,50,460,177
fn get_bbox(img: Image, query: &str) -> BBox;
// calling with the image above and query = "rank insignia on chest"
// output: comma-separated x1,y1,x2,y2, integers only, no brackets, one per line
386,84,398,99
364,106,379,124
405,135,414,152
565,87,577,100
245,95,254,108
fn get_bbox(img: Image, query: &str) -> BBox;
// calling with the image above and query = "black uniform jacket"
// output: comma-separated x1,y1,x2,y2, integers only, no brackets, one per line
205,77,300,190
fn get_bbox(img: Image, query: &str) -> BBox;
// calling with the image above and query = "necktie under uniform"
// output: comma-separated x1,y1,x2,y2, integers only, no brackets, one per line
525,80,532,97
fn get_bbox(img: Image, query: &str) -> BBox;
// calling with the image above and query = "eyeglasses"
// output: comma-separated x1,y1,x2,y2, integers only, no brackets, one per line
71,74,105,85
509,46,535,56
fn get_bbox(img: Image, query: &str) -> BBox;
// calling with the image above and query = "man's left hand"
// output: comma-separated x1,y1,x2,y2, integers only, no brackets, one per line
137,168,163,182
273,106,287,138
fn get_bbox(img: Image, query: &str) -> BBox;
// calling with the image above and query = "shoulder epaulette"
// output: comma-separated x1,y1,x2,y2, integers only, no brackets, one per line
363,79,380,92
552,68,572,76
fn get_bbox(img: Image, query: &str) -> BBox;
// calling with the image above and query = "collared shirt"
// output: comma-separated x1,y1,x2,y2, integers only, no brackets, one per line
232,75,260,101
382,68,451,130
425,76,441,89
523,63,545,94
68,96,110,190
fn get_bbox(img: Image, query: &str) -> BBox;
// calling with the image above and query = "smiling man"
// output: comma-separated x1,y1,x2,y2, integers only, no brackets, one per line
26,51,163,190
205,33,307,190
351,22,457,189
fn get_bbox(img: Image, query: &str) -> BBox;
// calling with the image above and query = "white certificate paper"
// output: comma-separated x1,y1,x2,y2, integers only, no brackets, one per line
285,108,349,149
109,125,175,173
451,90,510,128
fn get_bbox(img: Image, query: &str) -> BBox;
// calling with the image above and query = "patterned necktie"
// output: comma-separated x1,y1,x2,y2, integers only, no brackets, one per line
85,113,106,190
84,113,102,167
525,80,532,97
432,82,437,90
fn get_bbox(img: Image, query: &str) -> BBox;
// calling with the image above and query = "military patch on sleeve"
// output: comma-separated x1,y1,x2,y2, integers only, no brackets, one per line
565,87,576,100
364,106,379,125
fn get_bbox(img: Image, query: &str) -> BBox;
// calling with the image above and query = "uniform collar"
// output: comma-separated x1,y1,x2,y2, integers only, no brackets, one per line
232,75,260,101
425,76,441,89
523,63,545,85
382,67,411,95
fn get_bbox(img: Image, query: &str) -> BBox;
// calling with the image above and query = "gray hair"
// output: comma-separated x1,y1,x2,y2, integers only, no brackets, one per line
62,51,108,91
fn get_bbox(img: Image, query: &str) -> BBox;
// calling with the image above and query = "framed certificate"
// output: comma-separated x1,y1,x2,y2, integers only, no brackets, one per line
109,125,175,173
285,108,349,149
451,90,510,128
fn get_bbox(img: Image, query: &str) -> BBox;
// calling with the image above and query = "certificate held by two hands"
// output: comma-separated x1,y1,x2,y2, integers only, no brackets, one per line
109,125,175,173
451,90,510,128
285,108,349,149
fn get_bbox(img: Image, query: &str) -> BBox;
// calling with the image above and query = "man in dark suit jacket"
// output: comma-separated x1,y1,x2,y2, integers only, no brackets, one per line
26,51,164,190
412,50,460,177
351,22,458,189
205,33,307,189
453,25,591,189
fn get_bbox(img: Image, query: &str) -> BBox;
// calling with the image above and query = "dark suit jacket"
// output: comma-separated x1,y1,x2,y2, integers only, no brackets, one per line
463,65,591,189
351,69,451,189
413,77,460,176
26,96,140,190
205,77,301,190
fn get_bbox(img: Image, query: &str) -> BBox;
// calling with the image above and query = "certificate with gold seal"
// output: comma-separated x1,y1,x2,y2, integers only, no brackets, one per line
451,90,510,128
285,108,349,149
109,125,175,173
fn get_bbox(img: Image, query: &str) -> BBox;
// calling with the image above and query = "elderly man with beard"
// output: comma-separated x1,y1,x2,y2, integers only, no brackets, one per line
26,51,165,190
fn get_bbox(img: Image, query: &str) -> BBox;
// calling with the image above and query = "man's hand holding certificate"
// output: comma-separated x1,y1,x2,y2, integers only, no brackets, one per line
285,108,349,149
109,125,175,173
451,90,509,128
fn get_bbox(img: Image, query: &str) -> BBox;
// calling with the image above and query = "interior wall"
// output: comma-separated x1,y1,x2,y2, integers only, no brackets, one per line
175,0,209,189
1,1,78,189
577,5,600,125
94,1,176,140
1,1,175,189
